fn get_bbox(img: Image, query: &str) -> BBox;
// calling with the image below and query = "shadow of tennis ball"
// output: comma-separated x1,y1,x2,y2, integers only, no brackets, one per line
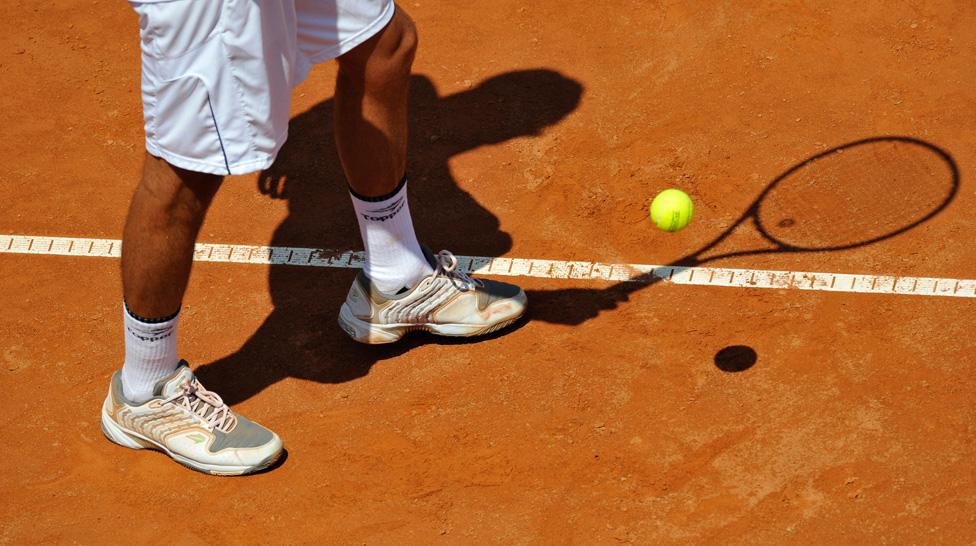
714,345,757,372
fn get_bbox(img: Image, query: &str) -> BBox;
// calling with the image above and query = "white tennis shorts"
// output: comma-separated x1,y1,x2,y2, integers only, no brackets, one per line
130,0,395,175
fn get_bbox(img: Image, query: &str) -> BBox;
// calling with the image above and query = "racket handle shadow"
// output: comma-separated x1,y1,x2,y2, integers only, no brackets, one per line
525,257,697,326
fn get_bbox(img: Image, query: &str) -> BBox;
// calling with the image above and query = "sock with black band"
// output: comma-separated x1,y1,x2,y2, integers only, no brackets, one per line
120,302,180,403
349,177,433,294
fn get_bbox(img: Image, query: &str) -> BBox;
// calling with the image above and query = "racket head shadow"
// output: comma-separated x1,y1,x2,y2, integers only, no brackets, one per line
523,137,959,327
751,136,959,252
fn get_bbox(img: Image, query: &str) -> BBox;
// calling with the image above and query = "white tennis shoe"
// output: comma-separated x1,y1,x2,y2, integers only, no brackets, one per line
101,361,283,476
338,249,527,344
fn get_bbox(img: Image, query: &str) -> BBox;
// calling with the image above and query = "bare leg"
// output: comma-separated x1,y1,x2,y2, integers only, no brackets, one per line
334,8,418,197
332,8,429,294
122,154,222,317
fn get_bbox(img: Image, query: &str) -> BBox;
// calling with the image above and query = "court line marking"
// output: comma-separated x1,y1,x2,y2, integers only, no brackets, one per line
2,234,974,299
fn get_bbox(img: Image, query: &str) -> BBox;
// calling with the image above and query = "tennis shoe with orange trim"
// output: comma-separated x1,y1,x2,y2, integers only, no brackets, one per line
101,361,283,476
338,249,527,344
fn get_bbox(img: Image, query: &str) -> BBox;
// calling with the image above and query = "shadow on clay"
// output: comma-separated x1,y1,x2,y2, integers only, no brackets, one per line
197,70,960,396
196,69,583,404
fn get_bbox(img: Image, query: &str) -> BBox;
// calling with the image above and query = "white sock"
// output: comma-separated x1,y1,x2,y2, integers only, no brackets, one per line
120,303,180,403
350,177,433,294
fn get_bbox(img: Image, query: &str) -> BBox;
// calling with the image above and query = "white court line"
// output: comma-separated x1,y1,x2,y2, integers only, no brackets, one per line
2,234,974,299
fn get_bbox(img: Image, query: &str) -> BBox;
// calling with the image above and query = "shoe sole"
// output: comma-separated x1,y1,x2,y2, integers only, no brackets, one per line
338,303,523,344
100,406,282,476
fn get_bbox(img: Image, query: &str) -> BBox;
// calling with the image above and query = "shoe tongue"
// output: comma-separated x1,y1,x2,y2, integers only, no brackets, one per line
153,361,195,398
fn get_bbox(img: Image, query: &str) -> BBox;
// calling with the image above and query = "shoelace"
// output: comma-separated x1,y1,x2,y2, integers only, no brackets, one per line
432,250,483,292
161,378,237,432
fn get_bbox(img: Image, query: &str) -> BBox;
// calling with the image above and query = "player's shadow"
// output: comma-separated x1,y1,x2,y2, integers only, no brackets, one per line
196,70,583,404
526,135,960,327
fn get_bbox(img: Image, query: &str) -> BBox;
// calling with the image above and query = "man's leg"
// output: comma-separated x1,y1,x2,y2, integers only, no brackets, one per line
105,152,282,475
119,154,221,402
122,154,221,317
102,0,287,476
333,8,527,344
334,8,415,199
334,9,431,295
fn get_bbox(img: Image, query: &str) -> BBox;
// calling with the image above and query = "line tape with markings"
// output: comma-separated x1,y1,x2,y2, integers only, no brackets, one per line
2,234,973,299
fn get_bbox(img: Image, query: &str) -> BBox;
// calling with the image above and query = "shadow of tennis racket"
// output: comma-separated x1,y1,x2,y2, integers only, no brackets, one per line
528,136,960,326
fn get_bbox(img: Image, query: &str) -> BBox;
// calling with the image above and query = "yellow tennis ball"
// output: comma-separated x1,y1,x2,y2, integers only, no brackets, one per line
650,189,694,232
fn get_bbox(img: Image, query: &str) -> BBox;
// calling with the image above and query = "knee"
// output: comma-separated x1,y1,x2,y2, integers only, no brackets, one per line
369,15,418,86
394,15,419,74
339,10,418,90
140,154,223,213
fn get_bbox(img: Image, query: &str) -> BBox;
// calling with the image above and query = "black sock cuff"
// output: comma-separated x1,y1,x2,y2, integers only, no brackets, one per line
124,300,180,324
348,175,408,203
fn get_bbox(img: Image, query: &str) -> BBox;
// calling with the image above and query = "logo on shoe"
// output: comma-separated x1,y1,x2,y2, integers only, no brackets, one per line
187,433,207,444
340,322,358,338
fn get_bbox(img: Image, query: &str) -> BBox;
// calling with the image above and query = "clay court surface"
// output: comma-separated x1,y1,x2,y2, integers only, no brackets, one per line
3,1,976,543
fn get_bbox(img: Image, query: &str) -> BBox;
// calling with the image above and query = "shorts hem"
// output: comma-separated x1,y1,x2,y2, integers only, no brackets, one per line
304,1,396,65
145,139,280,176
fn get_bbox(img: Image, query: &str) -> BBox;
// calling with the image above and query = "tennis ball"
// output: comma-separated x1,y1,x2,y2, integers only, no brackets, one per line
649,189,694,232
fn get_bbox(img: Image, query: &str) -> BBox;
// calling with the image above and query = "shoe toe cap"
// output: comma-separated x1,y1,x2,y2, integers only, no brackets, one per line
477,281,527,325
480,279,527,309
210,414,279,453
